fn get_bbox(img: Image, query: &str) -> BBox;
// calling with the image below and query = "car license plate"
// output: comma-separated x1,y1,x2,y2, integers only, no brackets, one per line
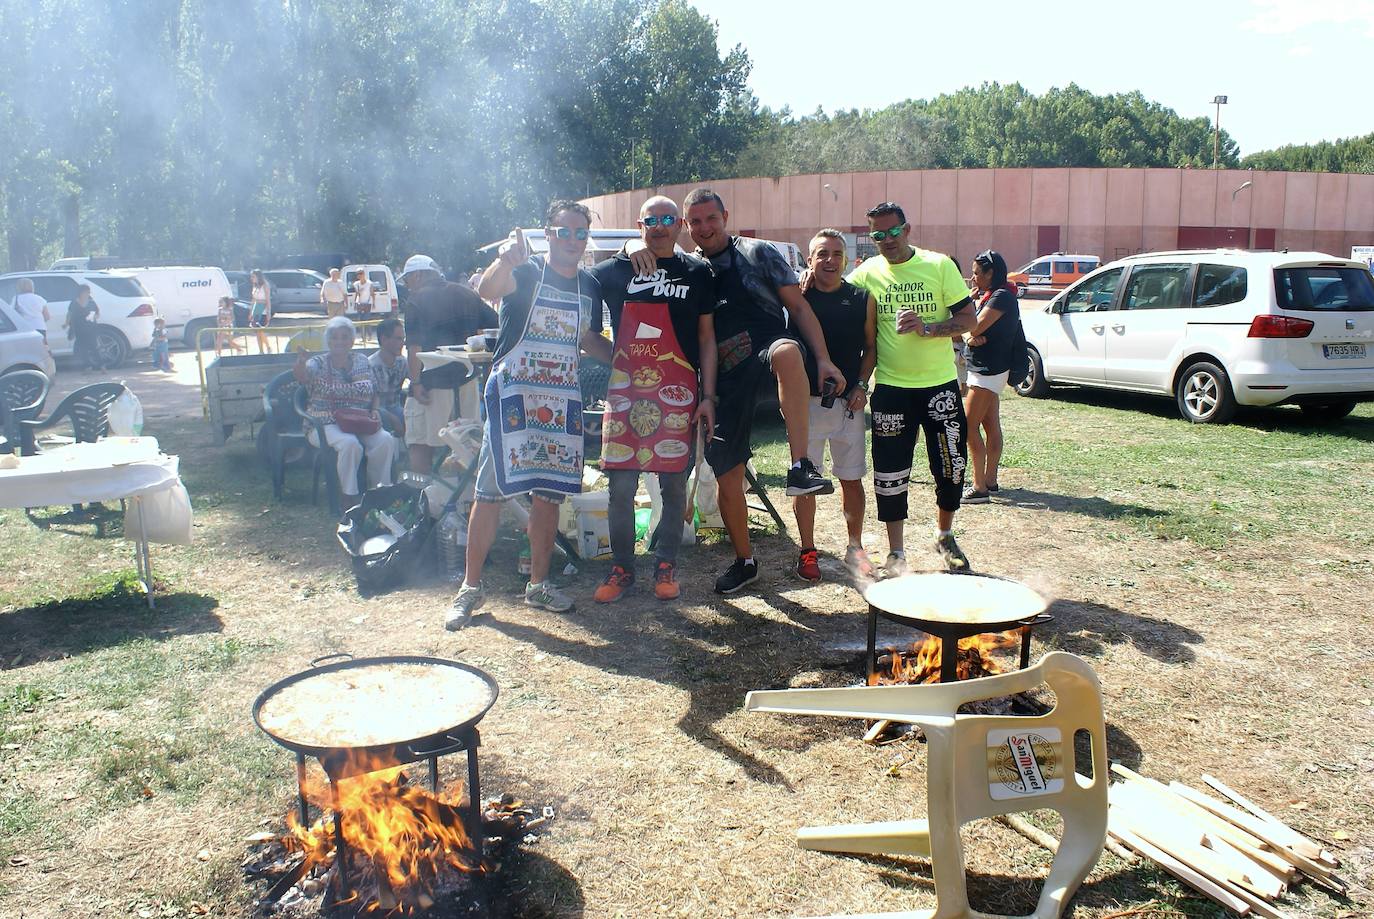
1322,343,1366,360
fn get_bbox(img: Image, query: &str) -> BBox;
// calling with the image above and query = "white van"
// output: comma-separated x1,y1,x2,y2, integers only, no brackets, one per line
341,263,399,315
126,266,234,348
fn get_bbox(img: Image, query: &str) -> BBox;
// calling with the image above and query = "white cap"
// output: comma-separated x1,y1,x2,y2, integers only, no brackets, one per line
399,254,443,282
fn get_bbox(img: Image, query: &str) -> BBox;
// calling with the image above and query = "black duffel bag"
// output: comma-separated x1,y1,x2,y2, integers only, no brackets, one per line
336,483,435,594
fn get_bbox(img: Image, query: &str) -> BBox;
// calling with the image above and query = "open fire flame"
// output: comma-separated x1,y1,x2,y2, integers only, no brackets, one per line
284,753,479,914
869,630,1019,685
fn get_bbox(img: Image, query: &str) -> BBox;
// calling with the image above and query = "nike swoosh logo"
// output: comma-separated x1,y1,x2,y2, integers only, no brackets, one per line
625,276,684,294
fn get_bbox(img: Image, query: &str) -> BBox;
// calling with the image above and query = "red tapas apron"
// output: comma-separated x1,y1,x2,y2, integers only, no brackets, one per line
601,300,697,473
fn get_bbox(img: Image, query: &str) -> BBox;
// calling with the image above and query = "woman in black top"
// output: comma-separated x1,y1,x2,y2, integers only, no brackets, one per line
961,250,1023,503
65,284,103,370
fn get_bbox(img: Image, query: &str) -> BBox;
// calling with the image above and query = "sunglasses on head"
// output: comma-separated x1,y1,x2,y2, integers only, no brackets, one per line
640,214,677,228
869,225,905,241
548,226,589,240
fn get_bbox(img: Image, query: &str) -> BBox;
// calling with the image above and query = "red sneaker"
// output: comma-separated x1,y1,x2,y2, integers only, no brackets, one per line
653,561,680,601
594,565,634,603
795,547,821,582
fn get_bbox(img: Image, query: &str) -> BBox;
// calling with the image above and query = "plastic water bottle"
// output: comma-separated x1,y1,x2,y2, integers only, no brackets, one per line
438,509,467,582
518,533,532,576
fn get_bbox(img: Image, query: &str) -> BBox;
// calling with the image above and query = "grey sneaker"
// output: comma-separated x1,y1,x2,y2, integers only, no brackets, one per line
525,580,575,613
935,533,970,572
883,551,908,578
844,546,877,580
446,582,486,630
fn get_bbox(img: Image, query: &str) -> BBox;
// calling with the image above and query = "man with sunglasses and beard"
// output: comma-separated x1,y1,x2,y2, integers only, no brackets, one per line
447,200,612,629
847,202,977,574
628,188,846,595
587,196,717,603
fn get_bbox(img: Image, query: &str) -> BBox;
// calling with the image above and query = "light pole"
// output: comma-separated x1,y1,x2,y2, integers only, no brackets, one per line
823,182,839,202
1212,95,1228,169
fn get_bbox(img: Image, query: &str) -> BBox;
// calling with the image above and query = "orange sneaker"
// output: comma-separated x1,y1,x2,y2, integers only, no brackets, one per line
653,560,680,600
796,547,821,582
594,565,634,603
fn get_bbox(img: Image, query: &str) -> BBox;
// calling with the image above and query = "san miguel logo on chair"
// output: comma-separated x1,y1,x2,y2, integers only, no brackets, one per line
986,727,1064,801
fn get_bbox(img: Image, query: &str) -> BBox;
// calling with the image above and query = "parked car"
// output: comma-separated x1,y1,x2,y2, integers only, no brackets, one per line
262,269,327,312
224,270,252,301
125,266,235,348
1009,253,1100,298
1016,249,1374,423
0,271,156,369
341,263,399,315
0,299,57,378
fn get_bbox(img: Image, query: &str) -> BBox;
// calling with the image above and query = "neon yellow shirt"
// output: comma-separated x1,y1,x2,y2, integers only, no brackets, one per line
848,247,970,389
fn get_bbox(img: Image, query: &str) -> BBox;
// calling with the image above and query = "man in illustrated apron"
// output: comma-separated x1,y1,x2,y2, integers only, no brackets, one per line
588,196,717,603
448,201,612,629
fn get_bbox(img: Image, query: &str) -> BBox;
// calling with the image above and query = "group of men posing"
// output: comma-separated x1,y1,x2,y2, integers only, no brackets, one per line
395,189,979,631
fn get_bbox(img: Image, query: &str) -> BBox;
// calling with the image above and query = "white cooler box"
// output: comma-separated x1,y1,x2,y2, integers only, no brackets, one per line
567,490,612,560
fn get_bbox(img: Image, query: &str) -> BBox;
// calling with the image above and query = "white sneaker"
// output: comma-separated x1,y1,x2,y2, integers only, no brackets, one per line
883,551,908,578
446,582,485,630
524,580,575,613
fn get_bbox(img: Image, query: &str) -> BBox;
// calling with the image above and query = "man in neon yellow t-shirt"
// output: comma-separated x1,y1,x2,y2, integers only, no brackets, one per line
847,202,977,573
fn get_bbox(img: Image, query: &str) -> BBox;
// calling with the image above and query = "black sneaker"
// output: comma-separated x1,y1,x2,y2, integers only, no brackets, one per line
785,457,834,496
935,533,970,572
714,557,759,594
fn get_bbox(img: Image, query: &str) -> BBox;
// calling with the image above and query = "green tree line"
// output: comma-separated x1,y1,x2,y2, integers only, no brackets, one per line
0,0,757,273
1240,134,1374,174
734,82,1242,176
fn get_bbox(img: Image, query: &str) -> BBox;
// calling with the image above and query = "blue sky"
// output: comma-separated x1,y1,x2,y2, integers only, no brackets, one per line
688,0,1374,155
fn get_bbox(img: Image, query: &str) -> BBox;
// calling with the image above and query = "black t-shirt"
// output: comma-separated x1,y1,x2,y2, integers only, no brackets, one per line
493,256,602,363
588,252,716,368
706,236,796,345
966,288,1022,375
404,281,498,386
803,281,868,397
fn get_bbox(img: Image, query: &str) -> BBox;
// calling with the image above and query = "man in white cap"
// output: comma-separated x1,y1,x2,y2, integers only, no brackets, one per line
400,254,498,474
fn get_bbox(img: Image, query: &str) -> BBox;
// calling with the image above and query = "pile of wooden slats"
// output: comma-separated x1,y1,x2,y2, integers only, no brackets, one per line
1107,765,1345,918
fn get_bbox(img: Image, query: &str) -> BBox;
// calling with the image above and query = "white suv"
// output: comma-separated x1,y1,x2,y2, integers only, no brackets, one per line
1017,250,1374,423
0,271,157,369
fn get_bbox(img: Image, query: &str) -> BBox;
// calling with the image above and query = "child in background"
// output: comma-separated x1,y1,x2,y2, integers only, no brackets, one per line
216,296,243,356
151,318,173,372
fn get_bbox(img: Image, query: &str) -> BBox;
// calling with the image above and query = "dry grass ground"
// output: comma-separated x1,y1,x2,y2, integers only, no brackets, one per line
1,364,1371,919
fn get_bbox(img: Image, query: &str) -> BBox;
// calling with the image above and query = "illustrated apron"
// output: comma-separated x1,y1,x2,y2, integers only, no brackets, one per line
483,261,587,496
601,299,697,473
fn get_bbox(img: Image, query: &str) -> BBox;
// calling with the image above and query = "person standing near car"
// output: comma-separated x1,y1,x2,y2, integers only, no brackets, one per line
448,200,612,627
587,195,717,604
960,250,1023,504
847,202,976,574
64,284,102,370
794,229,878,582
12,278,50,343
249,270,273,354
320,268,349,318
399,254,498,475
352,269,376,343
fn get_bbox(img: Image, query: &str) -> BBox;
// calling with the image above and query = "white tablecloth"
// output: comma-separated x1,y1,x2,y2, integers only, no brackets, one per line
0,437,180,508
417,345,493,372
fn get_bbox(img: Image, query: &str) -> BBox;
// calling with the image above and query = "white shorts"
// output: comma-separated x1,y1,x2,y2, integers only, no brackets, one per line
806,397,867,481
403,387,456,447
967,369,1010,394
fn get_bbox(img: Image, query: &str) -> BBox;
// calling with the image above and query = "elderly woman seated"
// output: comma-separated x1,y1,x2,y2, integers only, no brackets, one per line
293,316,395,507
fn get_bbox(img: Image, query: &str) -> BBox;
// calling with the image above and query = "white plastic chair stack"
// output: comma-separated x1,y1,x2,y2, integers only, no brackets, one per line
746,651,1108,919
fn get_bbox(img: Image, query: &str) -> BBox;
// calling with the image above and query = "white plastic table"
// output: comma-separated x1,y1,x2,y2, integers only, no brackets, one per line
0,437,181,608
